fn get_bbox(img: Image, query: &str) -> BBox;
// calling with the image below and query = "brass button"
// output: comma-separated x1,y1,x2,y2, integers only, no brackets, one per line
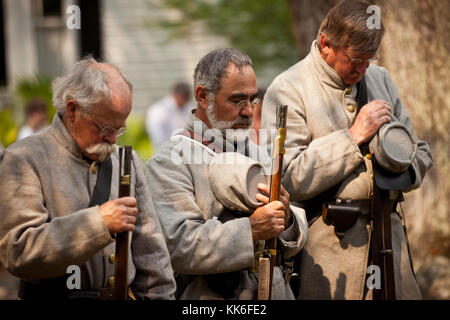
369,192,374,198
108,276,115,287
371,173,374,180
366,153,372,160
230,206,236,211
345,87,352,95
347,105,356,113
91,166,97,174
109,254,115,264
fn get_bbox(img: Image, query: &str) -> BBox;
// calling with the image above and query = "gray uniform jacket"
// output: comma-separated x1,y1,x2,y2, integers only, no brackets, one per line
145,111,308,300
261,41,433,300
0,114,176,299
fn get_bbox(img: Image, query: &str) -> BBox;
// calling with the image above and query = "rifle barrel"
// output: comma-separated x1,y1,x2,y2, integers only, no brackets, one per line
114,145,132,300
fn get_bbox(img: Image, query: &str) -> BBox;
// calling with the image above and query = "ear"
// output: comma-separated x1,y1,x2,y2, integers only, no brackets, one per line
66,99,79,122
195,86,210,110
319,34,332,56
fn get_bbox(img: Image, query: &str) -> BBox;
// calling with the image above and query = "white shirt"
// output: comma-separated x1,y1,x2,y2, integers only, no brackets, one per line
145,95,191,149
18,125,35,140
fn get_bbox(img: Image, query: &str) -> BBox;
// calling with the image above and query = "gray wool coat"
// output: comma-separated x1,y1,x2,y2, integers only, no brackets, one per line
261,41,433,300
0,114,176,299
145,112,308,300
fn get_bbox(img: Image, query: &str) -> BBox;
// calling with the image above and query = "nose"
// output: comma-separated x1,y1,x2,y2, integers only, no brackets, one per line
355,61,369,75
103,132,117,145
240,102,253,117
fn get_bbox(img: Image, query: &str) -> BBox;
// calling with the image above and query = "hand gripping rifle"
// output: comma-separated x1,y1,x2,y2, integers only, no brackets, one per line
258,105,288,300
114,145,132,300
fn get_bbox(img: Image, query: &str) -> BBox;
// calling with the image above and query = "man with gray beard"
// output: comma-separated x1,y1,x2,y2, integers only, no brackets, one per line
146,48,308,299
0,57,176,299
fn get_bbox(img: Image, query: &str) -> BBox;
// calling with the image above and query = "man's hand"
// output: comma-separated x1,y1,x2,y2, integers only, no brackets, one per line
99,197,138,234
248,183,292,241
249,201,286,241
349,100,392,145
256,183,292,227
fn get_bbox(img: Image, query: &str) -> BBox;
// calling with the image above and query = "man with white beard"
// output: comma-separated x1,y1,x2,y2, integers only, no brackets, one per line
146,48,308,300
0,57,176,299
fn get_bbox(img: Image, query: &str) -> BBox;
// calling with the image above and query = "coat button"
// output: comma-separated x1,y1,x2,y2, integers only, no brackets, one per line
91,166,97,174
347,105,356,113
366,153,372,160
109,254,115,264
108,276,115,287
230,206,236,211
369,192,374,198
345,87,352,95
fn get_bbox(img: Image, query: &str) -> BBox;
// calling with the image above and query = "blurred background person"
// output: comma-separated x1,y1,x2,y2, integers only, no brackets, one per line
17,98,48,141
145,82,192,149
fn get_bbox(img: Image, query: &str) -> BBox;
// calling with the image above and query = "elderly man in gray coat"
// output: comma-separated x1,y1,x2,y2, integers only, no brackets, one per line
262,0,433,300
0,57,176,299
146,48,308,300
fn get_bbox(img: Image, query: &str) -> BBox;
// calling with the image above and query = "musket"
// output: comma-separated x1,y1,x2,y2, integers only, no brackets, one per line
114,145,132,300
258,105,288,300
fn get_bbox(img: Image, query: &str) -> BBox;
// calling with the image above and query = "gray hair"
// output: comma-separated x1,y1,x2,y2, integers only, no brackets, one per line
52,56,133,115
193,48,252,94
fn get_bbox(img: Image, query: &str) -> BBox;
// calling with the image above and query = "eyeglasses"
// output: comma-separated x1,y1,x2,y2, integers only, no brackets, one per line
342,47,378,65
219,95,261,108
90,117,126,137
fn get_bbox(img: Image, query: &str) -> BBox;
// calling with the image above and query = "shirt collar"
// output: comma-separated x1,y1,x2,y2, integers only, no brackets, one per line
185,109,246,152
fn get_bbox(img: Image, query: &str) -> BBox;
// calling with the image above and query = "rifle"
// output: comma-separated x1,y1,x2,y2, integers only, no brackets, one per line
258,105,288,300
371,176,397,300
114,145,132,300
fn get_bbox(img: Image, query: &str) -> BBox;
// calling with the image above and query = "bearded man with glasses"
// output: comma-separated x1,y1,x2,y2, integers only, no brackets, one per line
0,57,176,300
262,0,432,300
146,48,308,300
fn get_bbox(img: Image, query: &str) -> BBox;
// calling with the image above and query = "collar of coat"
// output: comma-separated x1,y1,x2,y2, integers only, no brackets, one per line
49,113,92,162
310,40,348,91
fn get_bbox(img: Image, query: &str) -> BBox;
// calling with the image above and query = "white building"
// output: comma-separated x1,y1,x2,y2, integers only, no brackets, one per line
0,0,227,115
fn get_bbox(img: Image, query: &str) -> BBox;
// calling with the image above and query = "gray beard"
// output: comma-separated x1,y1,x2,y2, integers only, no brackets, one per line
85,143,116,162
206,100,253,135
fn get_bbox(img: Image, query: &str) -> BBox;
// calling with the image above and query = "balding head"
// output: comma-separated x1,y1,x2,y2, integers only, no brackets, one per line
52,56,133,116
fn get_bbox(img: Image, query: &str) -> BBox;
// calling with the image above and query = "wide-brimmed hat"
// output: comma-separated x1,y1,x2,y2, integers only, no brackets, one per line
208,152,268,214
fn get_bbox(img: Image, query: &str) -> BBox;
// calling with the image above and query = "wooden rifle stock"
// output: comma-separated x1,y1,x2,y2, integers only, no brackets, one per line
258,105,288,300
114,145,132,300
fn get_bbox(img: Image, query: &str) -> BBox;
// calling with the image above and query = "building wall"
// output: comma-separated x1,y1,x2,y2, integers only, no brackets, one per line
101,0,228,115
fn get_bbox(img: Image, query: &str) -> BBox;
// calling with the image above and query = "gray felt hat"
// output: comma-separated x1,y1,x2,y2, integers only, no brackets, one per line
369,120,417,173
208,152,268,214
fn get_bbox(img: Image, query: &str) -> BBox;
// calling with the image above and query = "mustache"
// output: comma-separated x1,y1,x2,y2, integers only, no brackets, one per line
85,143,116,161
233,116,253,127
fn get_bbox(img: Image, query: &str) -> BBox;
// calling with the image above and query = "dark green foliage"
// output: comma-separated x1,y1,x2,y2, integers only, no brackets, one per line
153,0,299,71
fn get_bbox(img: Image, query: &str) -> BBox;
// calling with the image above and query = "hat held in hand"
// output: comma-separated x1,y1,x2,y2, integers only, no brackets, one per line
208,152,268,214
369,120,417,173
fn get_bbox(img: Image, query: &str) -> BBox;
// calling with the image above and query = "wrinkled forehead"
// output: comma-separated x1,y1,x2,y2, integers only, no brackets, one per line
219,64,257,95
